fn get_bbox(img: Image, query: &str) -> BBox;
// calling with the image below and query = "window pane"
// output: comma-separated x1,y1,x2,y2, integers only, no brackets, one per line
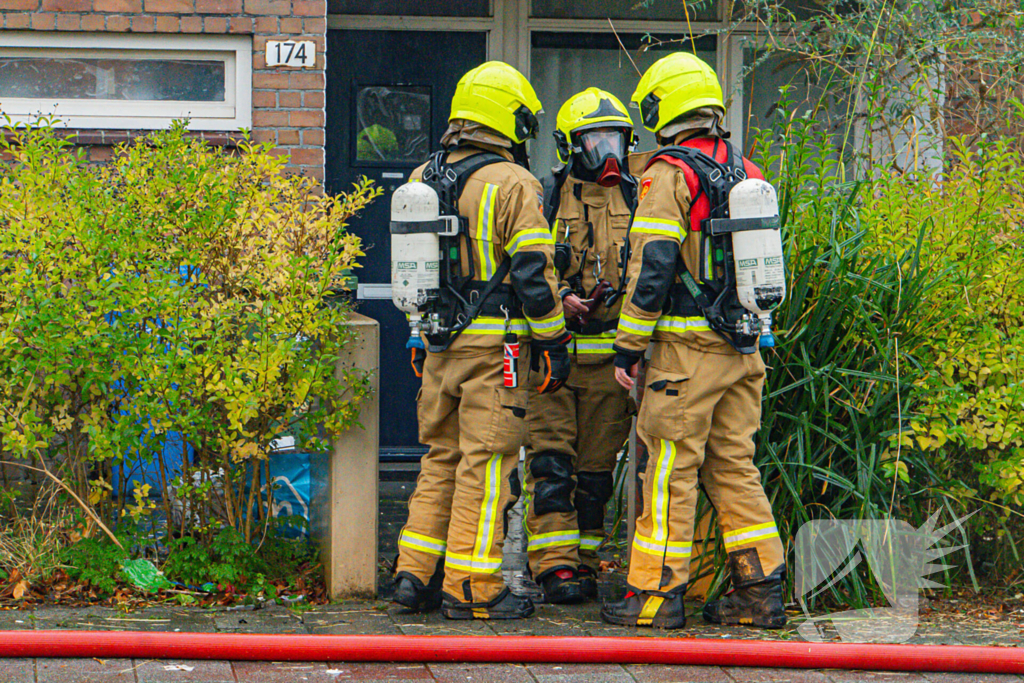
742,47,846,148
328,0,489,16
532,0,717,22
531,32,717,175
354,85,431,165
0,57,225,101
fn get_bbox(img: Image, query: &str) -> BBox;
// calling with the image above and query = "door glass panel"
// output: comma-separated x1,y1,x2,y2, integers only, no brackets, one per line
354,85,431,165
329,0,489,16
530,32,717,175
532,0,717,22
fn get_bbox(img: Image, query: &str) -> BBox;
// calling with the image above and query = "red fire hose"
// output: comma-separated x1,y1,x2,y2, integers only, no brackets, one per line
3,632,1022,673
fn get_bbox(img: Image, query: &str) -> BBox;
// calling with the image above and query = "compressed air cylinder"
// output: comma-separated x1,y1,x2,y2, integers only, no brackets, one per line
390,182,442,315
728,178,786,315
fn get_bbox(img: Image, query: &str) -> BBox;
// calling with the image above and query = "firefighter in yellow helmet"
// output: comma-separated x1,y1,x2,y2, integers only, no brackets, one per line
600,53,787,629
391,62,571,621
523,88,637,604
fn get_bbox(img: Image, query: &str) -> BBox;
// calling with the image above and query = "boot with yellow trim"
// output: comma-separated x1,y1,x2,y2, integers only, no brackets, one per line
536,565,585,604
600,587,687,629
703,555,786,629
442,586,536,620
392,567,444,613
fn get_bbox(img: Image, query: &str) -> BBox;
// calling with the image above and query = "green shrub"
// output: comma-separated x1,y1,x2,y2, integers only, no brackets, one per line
0,119,379,554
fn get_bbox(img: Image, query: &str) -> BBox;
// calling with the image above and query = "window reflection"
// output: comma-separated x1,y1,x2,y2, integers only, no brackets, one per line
0,57,226,102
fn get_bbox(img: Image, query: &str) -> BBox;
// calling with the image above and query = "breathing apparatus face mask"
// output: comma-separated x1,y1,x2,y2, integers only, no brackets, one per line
570,128,630,187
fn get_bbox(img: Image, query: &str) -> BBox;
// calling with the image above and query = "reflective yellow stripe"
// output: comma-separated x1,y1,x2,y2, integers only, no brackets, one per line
723,522,780,550
654,316,711,334
631,217,682,239
653,439,677,542
463,317,529,335
444,551,502,574
580,534,604,550
476,183,498,280
505,229,554,255
473,454,503,560
526,311,565,334
526,530,580,551
619,314,657,336
633,532,692,558
573,338,616,354
398,530,447,556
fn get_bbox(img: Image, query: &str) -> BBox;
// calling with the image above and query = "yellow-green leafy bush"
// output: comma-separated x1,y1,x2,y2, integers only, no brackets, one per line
0,120,380,544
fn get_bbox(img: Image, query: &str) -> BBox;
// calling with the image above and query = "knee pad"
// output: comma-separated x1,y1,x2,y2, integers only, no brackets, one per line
530,451,574,515
575,471,614,530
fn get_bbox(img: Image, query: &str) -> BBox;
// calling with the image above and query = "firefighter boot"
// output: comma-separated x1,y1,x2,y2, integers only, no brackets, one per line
392,569,443,613
536,566,584,605
600,588,686,629
703,564,786,629
442,587,536,620
577,565,598,600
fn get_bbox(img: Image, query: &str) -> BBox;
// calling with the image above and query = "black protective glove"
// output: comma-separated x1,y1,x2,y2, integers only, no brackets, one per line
613,348,642,371
531,332,572,394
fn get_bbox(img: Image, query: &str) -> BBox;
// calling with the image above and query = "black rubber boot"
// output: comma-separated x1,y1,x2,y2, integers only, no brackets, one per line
600,588,686,629
577,565,598,601
703,561,787,629
391,571,443,613
442,587,536,621
537,566,585,605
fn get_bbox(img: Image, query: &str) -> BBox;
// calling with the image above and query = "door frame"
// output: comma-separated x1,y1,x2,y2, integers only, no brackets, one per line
328,0,766,143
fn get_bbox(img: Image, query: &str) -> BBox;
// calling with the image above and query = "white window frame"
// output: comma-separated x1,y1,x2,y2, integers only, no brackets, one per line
0,32,252,131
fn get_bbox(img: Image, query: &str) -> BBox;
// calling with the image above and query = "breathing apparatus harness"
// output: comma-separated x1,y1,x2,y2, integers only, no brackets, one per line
645,138,779,354
417,149,521,353
541,161,637,336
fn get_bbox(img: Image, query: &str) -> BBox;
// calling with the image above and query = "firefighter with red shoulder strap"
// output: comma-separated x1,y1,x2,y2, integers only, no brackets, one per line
601,52,788,630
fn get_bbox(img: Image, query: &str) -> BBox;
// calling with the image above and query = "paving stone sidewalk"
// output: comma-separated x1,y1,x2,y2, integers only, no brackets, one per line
2,594,1021,683
1,481,1021,682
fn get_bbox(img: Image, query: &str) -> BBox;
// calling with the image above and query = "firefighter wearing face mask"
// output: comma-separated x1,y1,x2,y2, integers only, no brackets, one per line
523,88,638,604
600,53,787,629
390,62,571,621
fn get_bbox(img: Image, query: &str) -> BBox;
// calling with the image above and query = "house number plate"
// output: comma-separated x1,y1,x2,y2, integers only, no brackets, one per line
266,40,316,68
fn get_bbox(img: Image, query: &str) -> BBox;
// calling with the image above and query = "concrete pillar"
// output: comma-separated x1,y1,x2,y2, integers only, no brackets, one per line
310,312,380,599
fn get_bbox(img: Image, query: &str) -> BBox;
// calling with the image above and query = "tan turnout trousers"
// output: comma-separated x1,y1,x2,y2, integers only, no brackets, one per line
524,358,632,577
630,341,783,593
394,134,566,606
614,131,785,594
397,347,532,603
524,175,633,581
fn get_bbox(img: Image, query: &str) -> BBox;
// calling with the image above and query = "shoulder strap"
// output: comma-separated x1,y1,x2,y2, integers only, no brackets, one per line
422,150,508,215
541,166,570,226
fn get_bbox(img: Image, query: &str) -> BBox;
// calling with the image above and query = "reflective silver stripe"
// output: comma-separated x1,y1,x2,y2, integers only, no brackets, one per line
464,318,529,335
445,551,502,574
398,530,447,556
473,454,503,561
723,522,779,549
630,217,682,238
633,532,691,558
653,439,677,542
477,183,498,280
505,229,553,255
619,314,656,335
579,534,604,550
654,316,711,333
526,530,580,550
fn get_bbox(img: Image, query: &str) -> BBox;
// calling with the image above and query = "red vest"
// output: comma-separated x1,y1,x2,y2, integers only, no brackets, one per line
648,138,764,234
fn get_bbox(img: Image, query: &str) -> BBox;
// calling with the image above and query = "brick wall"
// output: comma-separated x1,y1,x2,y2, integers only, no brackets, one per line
0,0,326,178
